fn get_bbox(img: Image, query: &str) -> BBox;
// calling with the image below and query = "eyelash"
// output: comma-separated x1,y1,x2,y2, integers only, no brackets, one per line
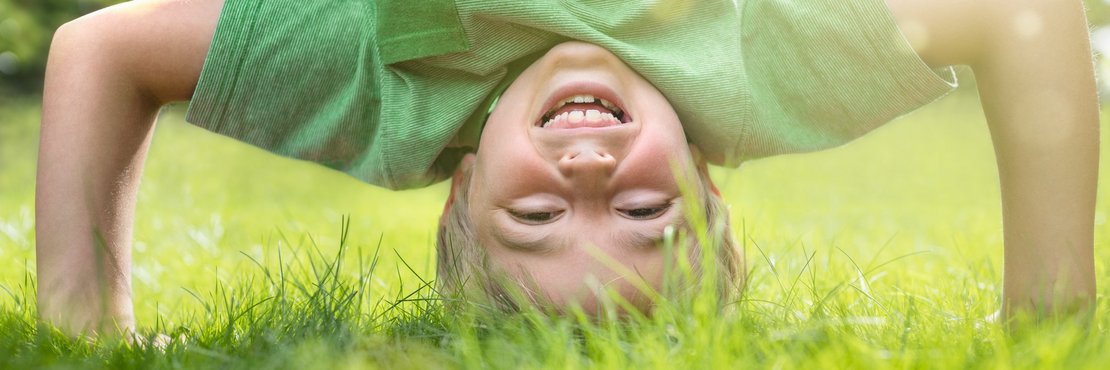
509,210,564,224
618,203,672,220
508,203,672,224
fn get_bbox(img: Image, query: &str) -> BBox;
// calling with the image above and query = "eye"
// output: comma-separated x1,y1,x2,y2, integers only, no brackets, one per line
618,204,672,220
508,210,564,225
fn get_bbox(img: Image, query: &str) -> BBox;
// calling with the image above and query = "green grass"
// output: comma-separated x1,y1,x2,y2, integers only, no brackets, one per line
1,87,1109,369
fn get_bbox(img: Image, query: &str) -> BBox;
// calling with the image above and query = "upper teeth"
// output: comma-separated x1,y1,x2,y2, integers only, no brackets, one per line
539,94,629,128
551,94,622,116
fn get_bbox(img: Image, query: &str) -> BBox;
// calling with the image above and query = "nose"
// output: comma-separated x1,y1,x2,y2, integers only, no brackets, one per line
558,148,617,182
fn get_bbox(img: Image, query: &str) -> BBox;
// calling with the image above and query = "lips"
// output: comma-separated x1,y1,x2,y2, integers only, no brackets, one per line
536,84,632,129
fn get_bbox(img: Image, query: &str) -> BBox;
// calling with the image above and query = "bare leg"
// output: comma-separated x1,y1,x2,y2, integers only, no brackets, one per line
37,0,222,336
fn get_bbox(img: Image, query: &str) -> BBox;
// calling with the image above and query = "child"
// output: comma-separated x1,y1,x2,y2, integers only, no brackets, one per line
37,0,1098,335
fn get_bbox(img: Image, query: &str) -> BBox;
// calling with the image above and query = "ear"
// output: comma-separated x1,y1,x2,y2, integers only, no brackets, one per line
687,144,709,170
687,144,721,197
442,153,477,219
458,153,477,173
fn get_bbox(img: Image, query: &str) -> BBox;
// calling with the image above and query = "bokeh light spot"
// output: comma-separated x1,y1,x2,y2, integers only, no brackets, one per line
0,52,19,75
1013,10,1044,39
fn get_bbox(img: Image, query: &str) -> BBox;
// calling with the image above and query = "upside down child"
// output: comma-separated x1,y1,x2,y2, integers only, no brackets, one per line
37,0,1099,335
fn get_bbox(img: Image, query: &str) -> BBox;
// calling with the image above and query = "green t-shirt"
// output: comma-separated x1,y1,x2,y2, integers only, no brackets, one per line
187,0,956,189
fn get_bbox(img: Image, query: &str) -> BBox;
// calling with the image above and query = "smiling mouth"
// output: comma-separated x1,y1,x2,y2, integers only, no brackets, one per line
538,94,633,129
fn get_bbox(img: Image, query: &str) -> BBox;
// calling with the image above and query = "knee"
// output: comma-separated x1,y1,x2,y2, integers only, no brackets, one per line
47,8,136,81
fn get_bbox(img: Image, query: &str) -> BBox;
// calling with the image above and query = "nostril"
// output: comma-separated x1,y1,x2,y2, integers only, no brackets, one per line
562,150,608,162
558,149,616,177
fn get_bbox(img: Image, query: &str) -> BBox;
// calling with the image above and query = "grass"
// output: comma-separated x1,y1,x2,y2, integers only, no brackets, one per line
1,85,1109,369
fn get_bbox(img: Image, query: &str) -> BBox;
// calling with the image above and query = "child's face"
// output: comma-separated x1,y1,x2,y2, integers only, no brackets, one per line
468,41,699,313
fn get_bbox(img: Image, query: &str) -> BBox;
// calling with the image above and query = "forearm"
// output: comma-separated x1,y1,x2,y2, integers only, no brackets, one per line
36,1,219,335
971,0,1099,314
36,17,159,336
983,82,1099,314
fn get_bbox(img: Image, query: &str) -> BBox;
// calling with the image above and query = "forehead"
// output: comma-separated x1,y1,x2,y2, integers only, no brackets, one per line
480,222,676,311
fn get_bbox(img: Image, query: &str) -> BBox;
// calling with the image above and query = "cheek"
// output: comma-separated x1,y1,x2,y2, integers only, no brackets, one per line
479,161,556,201
619,136,691,190
475,144,554,200
476,99,551,199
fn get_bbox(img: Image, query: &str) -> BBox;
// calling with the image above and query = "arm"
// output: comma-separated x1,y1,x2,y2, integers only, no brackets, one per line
37,0,219,335
886,0,1099,317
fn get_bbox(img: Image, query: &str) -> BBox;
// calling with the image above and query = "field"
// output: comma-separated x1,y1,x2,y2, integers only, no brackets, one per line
1,84,1109,368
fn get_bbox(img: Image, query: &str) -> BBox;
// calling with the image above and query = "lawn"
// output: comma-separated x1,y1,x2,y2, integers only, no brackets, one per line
1,83,1109,369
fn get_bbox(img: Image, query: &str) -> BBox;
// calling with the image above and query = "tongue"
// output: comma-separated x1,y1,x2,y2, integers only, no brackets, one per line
551,102,612,117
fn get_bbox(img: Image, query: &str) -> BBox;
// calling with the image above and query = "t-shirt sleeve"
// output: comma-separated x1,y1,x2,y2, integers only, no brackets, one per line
736,0,957,160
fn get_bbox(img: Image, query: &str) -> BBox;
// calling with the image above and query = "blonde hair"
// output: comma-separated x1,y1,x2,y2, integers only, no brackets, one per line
435,162,745,311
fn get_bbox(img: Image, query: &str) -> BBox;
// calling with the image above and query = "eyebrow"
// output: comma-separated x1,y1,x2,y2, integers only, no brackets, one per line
614,213,689,250
492,223,559,252
613,228,662,250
